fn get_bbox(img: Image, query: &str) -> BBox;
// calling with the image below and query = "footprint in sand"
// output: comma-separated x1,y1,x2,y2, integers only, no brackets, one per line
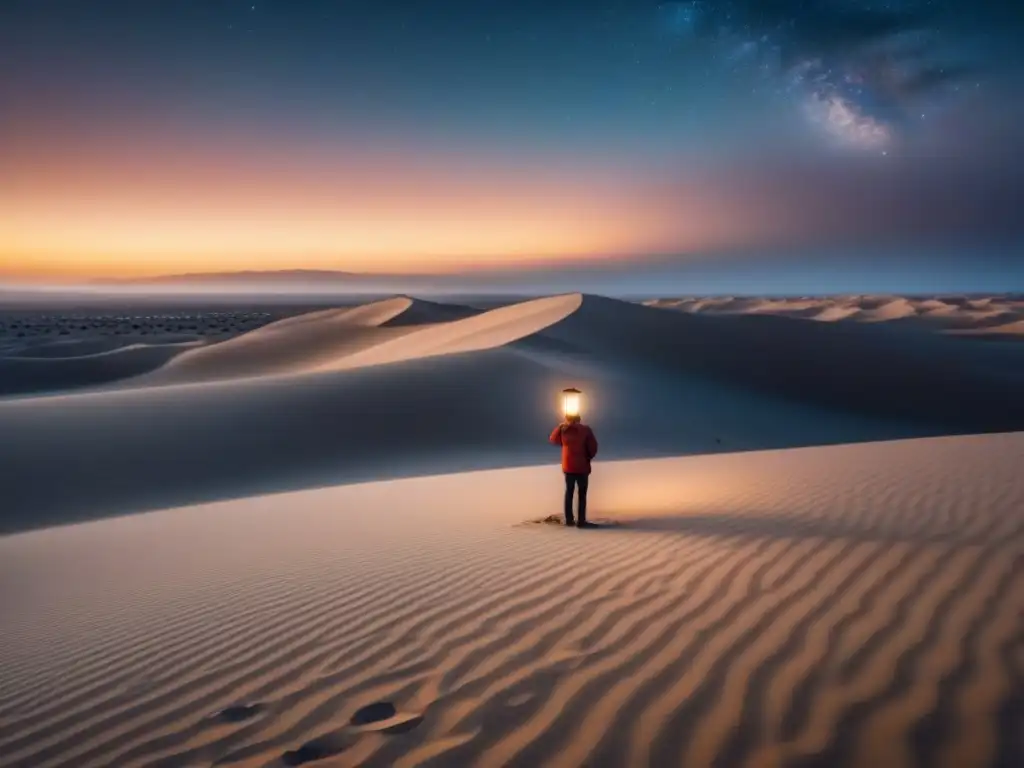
214,703,264,723
281,732,357,766
350,701,425,734
350,702,397,725
279,701,425,764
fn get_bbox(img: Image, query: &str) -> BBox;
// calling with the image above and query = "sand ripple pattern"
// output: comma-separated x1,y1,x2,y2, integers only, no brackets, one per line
1,433,1022,767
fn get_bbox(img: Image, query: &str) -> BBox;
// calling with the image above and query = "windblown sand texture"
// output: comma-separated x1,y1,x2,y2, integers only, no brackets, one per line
1,435,1022,767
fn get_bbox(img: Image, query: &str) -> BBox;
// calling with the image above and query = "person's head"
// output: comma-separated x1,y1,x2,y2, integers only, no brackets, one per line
566,413,581,424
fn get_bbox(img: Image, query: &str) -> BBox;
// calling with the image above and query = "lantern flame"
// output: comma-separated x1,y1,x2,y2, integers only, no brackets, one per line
562,388,581,418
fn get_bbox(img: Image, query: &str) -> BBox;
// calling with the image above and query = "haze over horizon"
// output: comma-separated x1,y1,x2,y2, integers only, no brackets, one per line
3,1,1023,293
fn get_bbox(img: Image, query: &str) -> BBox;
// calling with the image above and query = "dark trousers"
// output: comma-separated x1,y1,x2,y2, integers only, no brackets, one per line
564,473,589,524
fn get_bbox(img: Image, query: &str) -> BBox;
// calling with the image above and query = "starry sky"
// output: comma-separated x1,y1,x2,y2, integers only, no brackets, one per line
2,1,1023,292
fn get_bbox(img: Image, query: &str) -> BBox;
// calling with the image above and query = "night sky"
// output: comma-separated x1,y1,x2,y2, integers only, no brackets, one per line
2,1,1023,292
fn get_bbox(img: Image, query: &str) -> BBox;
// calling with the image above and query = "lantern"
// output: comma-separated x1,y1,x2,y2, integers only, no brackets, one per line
562,387,582,419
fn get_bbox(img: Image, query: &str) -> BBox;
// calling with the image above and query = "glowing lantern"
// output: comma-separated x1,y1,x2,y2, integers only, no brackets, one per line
562,387,582,419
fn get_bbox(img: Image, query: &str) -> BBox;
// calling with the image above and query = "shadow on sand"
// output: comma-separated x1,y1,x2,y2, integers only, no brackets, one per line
520,514,623,529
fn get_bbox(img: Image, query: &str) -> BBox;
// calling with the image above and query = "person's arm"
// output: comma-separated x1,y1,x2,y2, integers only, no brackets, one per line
586,430,598,459
549,425,564,445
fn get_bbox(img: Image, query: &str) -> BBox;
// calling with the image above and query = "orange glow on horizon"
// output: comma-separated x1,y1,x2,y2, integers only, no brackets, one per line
2,195,689,280
0,132,751,282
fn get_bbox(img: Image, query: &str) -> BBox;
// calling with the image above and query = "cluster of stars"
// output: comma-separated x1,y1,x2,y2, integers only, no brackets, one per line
658,0,976,152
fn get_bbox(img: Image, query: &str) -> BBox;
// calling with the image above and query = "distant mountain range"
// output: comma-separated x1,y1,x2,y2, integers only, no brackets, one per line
91,269,487,292
86,269,552,297
60,268,1024,300
96,270,379,285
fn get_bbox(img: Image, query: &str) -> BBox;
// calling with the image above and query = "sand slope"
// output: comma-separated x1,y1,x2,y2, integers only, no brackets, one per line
5,293,1024,532
0,306,321,396
5,293,1023,398
138,294,577,381
0,342,200,397
533,294,1024,430
315,294,582,371
950,318,1024,337
137,298,422,384
1,432,1021,767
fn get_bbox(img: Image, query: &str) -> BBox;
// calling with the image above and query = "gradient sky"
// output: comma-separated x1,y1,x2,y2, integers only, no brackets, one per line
2,1,1023,291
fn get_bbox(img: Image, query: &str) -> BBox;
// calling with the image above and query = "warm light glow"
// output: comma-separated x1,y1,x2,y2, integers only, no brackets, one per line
0,130,745,282
563,388,582,418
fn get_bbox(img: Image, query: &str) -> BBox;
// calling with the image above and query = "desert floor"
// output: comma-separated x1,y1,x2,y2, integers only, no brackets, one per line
1,293,1022,767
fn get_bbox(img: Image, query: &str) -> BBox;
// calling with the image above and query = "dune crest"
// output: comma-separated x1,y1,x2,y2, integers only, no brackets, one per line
5,293,1024,398
315,293,583,371
137,298,422,384
130,295,581,384
261,296,414,330
647,293,1024,334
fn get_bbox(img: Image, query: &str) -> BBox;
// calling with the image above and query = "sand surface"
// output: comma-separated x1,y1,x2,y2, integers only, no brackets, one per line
2,292,1023,766
1,433,1021,767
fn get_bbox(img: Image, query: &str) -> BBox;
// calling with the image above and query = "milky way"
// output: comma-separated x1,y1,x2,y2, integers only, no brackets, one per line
657,0,978,150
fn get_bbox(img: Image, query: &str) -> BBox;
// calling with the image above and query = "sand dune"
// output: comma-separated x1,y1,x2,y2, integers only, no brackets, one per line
5,293,1024,532
647,294,1024,334
1,295,557,391
0,306,328,396
536,294,1024,431
5,293,1024,398
315,294,582,371
951,318,1024,337
861,298,919,321
137,298,422,384
0,342,201,397
380,296,480,327
143,294,576,381
1,432,1021,767
812,304,863,322
5,336,198,358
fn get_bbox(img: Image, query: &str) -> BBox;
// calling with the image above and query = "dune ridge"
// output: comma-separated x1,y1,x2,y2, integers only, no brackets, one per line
0,432,1021,767
5,293,1024,532
646,294,1024,334
313,294,582,372
136,298,422,384
4,292,1024,399
110,295,575,384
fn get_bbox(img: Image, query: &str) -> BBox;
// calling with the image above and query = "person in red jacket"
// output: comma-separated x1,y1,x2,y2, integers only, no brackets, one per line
548,414,599,527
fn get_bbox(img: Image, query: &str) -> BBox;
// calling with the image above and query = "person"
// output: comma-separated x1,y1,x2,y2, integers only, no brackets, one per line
548,414,599,527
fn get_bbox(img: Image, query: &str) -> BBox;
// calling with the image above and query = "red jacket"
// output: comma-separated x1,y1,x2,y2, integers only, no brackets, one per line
549,422,598,475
